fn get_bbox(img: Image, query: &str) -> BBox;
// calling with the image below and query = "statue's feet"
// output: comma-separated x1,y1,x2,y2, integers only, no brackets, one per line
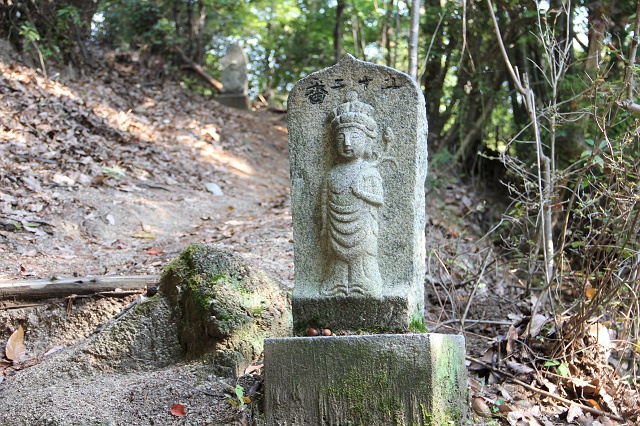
321,282,347,297
350,283,382,298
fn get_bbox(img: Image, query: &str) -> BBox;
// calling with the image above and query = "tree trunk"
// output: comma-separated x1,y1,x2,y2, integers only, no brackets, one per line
586,1,609,76
334,0,345,63
408,0,421,81
385,0,395,67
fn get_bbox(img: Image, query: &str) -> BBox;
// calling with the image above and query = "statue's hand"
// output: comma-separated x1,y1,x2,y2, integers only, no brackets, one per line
352,174,383,206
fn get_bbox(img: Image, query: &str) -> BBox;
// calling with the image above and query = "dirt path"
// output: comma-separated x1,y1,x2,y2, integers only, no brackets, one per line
0,54,294,287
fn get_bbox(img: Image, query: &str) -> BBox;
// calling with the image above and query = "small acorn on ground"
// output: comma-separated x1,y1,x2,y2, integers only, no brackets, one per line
321,328,332,336
306,327,319,336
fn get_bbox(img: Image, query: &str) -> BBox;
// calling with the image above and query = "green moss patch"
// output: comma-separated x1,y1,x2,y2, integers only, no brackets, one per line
159,243,292,374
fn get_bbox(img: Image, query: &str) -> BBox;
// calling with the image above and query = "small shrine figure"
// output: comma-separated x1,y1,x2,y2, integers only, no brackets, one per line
321,91,384,298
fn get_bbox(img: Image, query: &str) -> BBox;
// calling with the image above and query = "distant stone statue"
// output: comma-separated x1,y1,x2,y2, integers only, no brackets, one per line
321,91,383,298
218,43,251,110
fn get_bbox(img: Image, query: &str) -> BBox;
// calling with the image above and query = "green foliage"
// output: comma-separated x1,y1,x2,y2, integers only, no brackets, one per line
1,1,98,65
18,23,40,43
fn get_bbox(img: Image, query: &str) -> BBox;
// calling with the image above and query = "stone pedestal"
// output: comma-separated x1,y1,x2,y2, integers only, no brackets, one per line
264,333,469,425
217,93,251,110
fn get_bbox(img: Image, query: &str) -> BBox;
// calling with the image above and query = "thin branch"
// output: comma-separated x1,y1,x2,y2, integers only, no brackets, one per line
625,0,640,100
461,249,492,329
485,0,524,93
418,12,445,78
429,319,513,332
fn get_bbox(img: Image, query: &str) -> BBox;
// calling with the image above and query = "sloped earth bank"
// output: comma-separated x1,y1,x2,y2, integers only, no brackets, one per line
0,48,637,425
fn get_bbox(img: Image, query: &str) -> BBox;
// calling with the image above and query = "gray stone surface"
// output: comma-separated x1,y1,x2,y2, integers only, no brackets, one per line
264,333,469,425
219,43,251,110
288,54,428,333
160,243,292,375
217,93,252,110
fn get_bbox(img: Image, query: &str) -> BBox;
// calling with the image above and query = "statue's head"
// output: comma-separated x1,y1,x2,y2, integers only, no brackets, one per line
331,92,378,160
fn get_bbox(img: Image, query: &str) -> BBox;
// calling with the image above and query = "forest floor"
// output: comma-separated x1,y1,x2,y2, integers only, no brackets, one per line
0,45,637,425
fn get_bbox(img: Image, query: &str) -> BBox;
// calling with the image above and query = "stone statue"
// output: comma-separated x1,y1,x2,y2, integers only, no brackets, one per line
320,91,383,298
218,43,251,110
288,55,428,332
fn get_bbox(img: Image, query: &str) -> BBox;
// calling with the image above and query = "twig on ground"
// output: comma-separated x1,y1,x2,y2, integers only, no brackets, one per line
461,249,492,330
0,302,45,311
429,319,513,332
466,355,625,422
432,250,458,320
0,275,158,300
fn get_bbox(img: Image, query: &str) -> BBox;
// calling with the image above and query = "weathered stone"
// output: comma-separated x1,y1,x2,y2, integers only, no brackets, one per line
288,54,428,333
264,333,469,425
160,243,292,375
218,43,251,110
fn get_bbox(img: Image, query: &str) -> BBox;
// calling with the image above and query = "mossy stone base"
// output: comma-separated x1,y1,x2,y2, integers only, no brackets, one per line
160,243,291,376
293,293,420,334
264,334,469,426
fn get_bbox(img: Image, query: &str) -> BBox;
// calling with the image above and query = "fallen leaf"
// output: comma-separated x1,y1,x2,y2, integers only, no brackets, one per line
170,403,186,417
526,314,548,338
23,249,38,257
587,399,602,410
585,286,597,299
244,362,264,375
506,325,518,355
506,360,535,375
472,397,492,418
146,249,162,255
566,403,583,422
52,173,75,185
5,326,26,362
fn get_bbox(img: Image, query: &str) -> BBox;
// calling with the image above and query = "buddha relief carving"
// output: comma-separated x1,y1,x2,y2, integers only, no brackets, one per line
320,91,384,298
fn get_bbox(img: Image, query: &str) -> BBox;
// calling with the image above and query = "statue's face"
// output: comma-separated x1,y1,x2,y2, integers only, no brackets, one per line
337,127,368,160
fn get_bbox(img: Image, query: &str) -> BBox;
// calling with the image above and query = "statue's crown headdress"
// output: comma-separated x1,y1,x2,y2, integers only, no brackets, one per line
331,91,378,139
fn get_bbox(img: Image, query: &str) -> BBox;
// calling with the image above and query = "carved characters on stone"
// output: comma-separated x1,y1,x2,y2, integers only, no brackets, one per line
320,91,384,298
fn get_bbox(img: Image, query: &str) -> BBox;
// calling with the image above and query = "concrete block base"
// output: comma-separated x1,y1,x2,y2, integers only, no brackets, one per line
264,333,469,425
217,93,251,110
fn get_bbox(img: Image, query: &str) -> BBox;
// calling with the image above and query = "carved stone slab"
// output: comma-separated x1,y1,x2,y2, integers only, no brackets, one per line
288,55,428,332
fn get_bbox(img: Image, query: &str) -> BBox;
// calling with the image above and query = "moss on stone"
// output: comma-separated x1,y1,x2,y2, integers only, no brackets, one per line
325,368,404,425
159,242,292,374
409,315,428,333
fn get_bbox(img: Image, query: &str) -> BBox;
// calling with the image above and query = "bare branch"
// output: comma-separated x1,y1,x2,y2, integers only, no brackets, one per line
616,99,640,114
